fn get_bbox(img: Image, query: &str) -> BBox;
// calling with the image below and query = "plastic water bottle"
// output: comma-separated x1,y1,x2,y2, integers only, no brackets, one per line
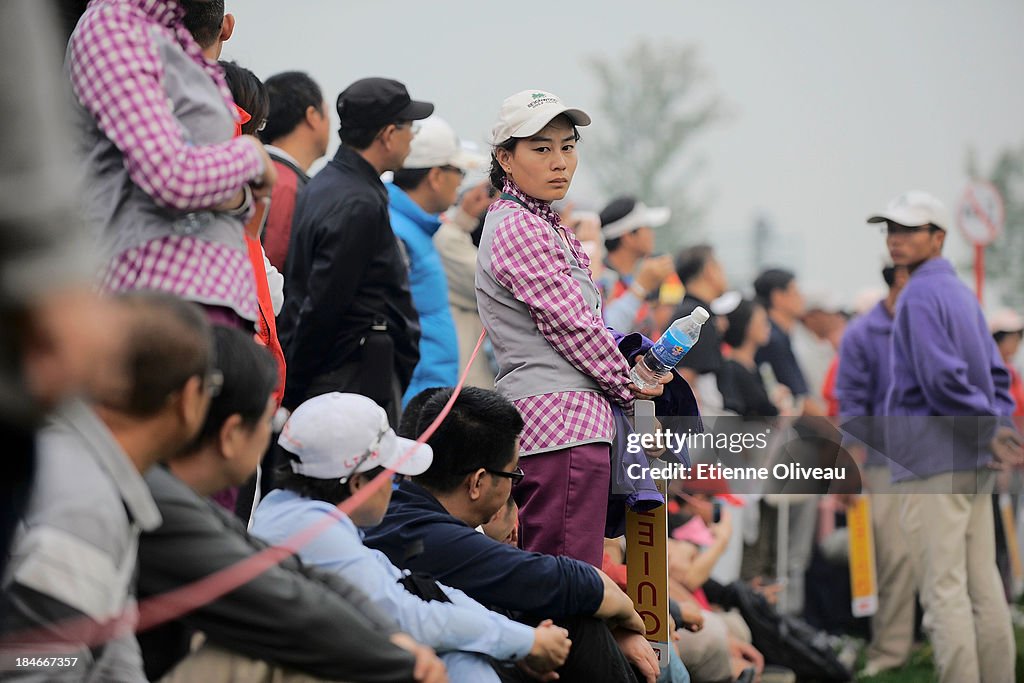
629,306,710,389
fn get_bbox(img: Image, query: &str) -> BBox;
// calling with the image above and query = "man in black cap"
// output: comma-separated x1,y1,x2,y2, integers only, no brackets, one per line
279,78,433,423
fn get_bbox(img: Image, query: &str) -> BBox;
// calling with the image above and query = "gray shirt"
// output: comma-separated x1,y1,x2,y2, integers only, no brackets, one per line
1,399,161,682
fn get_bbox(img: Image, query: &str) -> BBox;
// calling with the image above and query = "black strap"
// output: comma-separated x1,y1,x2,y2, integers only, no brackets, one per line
499,192,531,211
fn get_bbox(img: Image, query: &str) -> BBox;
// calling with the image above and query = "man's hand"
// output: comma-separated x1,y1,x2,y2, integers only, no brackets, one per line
522,619,571,676
990,426,1024,469
709,506,733,543
460,180,495,218
634,255,675,294
389,633,448,683
613,629,660,683
678,601,704,632
728,636,765,675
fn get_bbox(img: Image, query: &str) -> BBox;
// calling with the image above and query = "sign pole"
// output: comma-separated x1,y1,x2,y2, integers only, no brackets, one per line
974,244,984,305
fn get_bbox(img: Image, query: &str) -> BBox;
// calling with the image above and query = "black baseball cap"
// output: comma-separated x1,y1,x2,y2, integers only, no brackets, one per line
336,77,434,129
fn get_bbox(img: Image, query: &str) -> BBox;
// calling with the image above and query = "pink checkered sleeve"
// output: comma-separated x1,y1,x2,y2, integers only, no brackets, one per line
67,7,263,212
490,206,634,408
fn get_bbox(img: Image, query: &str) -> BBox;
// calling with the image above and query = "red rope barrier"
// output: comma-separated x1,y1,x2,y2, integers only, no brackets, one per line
1,330,490,652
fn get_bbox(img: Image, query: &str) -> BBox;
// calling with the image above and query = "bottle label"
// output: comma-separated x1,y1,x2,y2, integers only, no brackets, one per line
650,328,693,367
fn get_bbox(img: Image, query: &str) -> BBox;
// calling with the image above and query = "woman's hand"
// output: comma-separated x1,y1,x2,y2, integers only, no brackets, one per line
628,356,673,399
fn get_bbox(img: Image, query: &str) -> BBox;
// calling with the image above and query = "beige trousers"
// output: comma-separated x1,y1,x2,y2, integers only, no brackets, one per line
897,469,1015,683
863,465,916,672
159,642,350,683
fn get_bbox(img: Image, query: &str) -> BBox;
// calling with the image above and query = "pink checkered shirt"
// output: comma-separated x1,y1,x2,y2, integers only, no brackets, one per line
69,0,263,319
489,181,634,455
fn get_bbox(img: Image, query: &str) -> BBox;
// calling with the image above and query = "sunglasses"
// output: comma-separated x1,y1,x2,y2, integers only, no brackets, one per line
440,165,466,178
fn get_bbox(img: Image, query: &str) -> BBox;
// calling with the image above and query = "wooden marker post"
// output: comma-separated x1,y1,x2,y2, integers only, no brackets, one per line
625,400,672,669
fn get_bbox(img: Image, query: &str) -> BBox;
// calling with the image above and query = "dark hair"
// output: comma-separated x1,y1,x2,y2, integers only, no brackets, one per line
488,118,581,191
488,138,518,191
393,167,432,192
181,0,224,50
399,387,448,438
275,459,386,505
105,292,212,417
882,266,896,288
724,299,762,349
675,245,715,285
604,236,623,252
339,125,387,151
192,326,278,445
994,330,1024,345
260,71,324,144
412,387,524,493
220,61,268,137
753,268,795,310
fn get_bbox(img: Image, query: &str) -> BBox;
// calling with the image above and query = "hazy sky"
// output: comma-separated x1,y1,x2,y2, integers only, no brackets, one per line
223,0,1024,306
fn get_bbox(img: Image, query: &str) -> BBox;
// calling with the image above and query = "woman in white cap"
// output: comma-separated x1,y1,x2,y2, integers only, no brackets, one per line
475,90,668,568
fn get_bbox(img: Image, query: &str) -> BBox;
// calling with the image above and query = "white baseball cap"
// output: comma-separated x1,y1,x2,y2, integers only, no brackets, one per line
403,116,486,171
278,393,433,481
867,190,950,232
489,90,591,145
989,308,1024,335
599,196,672,240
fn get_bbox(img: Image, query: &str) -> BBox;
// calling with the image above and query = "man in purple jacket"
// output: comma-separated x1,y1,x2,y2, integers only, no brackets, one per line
835,265,914,677
871,190,1022,683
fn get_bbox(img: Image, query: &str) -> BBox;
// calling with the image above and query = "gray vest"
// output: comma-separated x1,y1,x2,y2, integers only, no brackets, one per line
476,203,602,400
71,27,245,262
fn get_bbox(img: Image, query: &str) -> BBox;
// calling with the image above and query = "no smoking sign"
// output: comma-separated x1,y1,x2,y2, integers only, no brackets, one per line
958,180,1005,246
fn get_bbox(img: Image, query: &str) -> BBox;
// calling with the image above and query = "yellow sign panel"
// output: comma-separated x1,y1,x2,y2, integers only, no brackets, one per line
626,478,671,667
847,495,878,617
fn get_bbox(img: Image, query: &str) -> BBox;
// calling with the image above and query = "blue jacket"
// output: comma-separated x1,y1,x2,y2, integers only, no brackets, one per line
387,184,459,405
363,481,604,619
885,257,1015,480
835,301,899,470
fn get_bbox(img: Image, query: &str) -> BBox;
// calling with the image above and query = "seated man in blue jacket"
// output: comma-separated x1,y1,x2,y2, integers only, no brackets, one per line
251,392,571,682
365,387,682,683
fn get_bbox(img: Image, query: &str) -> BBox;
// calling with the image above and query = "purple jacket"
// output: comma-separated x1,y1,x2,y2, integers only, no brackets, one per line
835,302,897,469
884,258,1016,480
605,329,700,537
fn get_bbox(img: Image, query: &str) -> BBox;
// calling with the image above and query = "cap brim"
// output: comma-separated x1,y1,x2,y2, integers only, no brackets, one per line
397,100,435,121
513,106,591,138
382,435,433,476
641,206,671,229
449,148,488,171
866,210,930,228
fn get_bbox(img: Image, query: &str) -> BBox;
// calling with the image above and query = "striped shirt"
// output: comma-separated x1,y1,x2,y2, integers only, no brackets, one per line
68,0,263,319
488,181,633,454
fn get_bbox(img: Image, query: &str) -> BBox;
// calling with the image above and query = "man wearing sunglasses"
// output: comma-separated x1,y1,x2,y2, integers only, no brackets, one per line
252,392,570,682
278,78,433,425
870,190,1021,683
387,116,486,407
366,387,664,683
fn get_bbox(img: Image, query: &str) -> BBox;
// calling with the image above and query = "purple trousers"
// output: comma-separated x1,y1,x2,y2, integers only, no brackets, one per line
514,442,611,567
